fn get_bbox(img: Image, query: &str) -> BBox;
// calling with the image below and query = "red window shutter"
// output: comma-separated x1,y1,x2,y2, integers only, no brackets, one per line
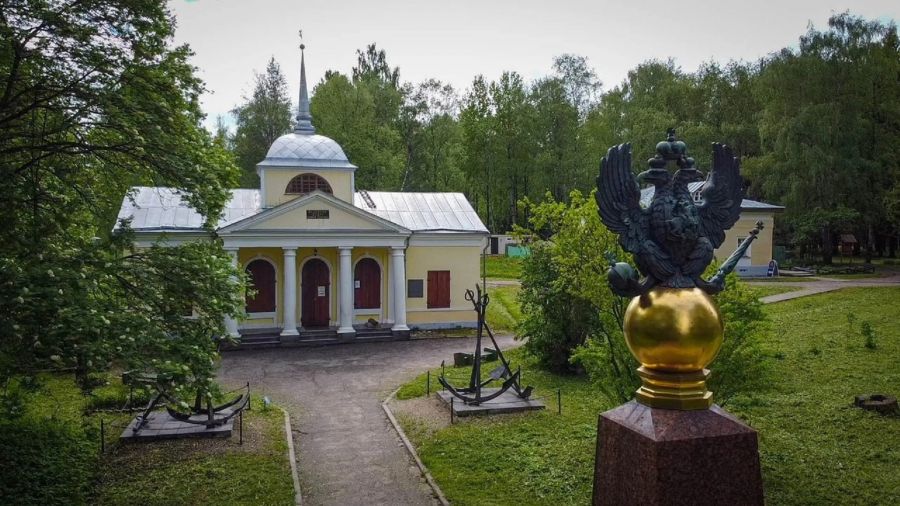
427,271,450,308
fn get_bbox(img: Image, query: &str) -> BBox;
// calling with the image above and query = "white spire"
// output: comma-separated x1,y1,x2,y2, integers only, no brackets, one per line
295,44,315,134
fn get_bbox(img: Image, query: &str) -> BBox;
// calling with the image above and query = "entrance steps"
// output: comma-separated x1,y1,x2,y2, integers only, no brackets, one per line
223,325,409,351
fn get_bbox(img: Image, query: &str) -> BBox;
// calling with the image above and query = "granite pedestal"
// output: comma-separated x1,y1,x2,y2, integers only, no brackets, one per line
592,400,763,506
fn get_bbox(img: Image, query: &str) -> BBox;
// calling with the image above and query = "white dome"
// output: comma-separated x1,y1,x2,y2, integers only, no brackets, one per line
260,133,356,169
259,48,356,169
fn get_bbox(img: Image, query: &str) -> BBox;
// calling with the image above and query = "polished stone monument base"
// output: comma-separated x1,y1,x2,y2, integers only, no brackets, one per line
592,400,763,506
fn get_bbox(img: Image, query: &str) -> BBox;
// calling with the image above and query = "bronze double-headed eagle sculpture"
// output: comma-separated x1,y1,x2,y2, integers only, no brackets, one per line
595,130,762,409
597,129,761,297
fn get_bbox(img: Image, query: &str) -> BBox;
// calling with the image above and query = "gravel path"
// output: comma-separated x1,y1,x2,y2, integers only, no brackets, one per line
218,335,519,506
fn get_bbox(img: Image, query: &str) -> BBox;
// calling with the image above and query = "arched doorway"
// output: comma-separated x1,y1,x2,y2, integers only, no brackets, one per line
354,258,381,310
301,258,330,327
245,259,276,314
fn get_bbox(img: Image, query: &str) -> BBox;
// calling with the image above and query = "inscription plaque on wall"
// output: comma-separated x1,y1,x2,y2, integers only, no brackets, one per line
307,209,329,219
407,279,424,298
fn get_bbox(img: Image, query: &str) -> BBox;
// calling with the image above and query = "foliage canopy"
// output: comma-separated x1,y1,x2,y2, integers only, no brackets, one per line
0,0,243,407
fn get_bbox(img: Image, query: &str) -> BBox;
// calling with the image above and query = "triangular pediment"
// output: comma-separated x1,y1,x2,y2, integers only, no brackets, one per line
219,191,409,234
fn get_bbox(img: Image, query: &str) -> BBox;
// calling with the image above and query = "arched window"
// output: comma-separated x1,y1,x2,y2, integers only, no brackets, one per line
245,259,276,313
285,173,333,195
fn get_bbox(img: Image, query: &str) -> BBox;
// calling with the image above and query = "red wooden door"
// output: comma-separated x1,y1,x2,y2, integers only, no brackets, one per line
301,259,330,327
354,258,381,309
427,270,451,308
245,259,276,313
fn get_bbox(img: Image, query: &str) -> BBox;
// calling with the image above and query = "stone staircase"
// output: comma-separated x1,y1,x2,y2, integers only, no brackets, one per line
222,324,408,351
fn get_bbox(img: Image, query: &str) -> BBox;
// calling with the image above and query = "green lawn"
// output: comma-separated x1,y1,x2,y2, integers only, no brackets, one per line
749,285,801,298
1,374,294,505
394,287,900,505
95,397,292,505
485,285,522,332
484,256,523,280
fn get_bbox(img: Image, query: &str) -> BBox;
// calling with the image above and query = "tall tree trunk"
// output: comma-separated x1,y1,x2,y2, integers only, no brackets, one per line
821,226,833,265
865,223,875,262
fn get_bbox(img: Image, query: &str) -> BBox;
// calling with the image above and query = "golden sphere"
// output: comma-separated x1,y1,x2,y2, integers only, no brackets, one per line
623,287,724,373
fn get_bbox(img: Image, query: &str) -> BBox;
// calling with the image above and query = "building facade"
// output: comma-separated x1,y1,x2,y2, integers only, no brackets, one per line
117,50,488,343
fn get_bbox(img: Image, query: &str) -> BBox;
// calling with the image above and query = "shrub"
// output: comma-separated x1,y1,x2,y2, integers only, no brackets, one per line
861,321,878,349
519,243,605,373
0,417,97,505
517,191,630,379
85,383,152,412
707,272,770,405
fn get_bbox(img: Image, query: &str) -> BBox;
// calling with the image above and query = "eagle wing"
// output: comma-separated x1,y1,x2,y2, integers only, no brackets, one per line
595,143,645,253
697,143,745,248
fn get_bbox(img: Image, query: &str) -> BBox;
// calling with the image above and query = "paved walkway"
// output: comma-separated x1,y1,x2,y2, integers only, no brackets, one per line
218,335,518,506
748,274,900,303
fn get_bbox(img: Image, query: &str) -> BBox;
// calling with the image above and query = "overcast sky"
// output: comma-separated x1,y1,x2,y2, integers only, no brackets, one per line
168,0,898,130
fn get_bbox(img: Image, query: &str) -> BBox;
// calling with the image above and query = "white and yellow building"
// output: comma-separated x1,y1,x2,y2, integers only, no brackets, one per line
117,50,488,344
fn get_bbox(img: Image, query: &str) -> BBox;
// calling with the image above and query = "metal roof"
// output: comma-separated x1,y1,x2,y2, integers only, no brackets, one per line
116,187,262,231
116,187,488,234
354,191,489,233
639,182,784,211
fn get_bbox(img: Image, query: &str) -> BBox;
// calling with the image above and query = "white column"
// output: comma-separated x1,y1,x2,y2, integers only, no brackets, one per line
224,248,241,338
338,247,355,335
391,246,409,331
281,248,299,336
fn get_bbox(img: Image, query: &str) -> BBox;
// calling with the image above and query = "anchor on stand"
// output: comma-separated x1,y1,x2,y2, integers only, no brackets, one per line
439,285,533,405
124,370,249,434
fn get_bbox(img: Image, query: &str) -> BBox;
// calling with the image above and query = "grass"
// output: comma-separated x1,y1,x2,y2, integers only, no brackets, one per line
3,373,294,506
484,256,523,280
485,285,522,331
396,347,604,505
394,287,900,506
95,397,293,506
749,285,800,298
818,272,883,279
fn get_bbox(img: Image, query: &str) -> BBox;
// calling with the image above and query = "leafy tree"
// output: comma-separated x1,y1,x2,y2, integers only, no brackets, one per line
552,53,601,118
0,1,243,403
312,44,405,190
399,80,464,191
746,14,899,263
311,71,404,190
231,57,293,188
531,76,586,201
459,75,500,230
352,43,400,88
490,72,535,229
